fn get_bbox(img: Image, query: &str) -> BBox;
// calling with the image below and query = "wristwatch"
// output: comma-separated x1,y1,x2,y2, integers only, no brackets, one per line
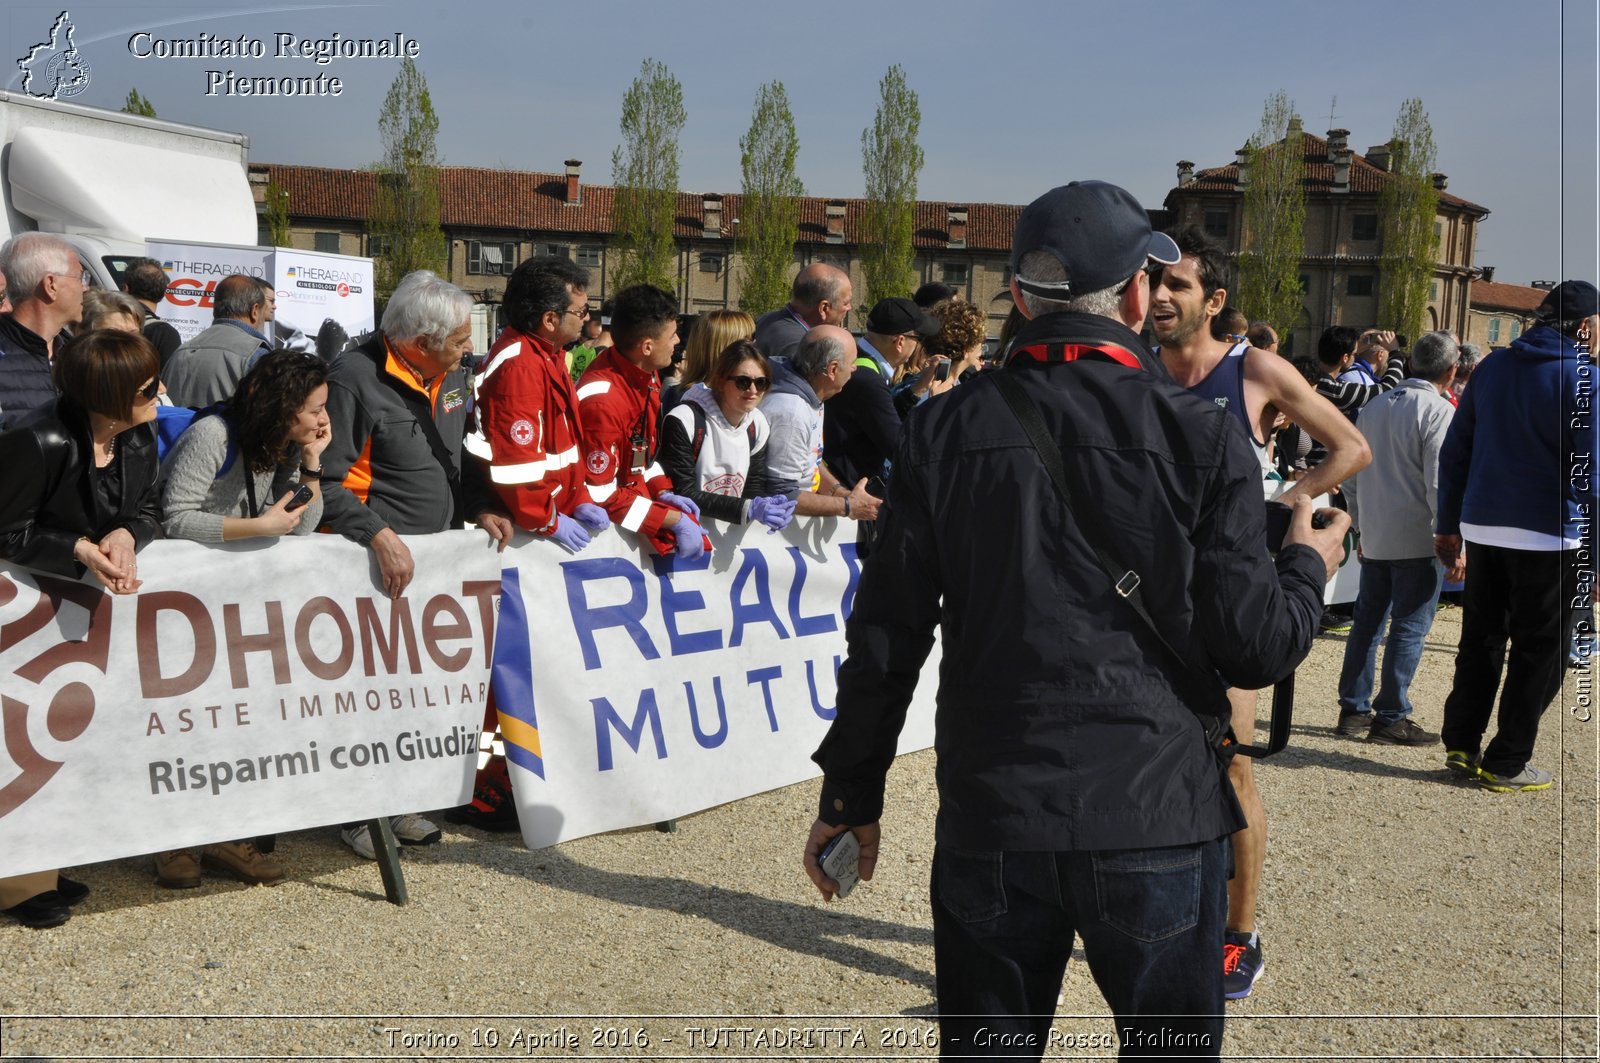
300,466,324,482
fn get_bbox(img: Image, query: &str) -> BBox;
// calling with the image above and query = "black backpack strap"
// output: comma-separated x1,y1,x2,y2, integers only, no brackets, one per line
990,369,1269,759
688,403,708,464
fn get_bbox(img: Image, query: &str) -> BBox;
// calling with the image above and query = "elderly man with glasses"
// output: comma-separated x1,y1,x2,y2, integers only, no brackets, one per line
0,233,88,430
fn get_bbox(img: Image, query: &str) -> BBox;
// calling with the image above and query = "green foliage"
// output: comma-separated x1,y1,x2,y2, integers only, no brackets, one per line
1377,98,1439,343
737,82,802,315
370,58,447,301
263,181,291,247
611,59,685,293
1237,91,1307,342
860,65,923,306
121,87,156,117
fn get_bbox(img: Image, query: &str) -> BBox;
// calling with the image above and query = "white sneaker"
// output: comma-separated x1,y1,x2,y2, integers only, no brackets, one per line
340,824,376,860
389,813,442,846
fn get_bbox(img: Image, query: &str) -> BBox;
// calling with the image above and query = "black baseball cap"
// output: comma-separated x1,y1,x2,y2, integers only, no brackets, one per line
866,297,940,338
1009,180,1180,299
1539,280,1600,320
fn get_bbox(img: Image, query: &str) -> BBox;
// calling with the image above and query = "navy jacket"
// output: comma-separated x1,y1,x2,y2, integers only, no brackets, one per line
822,343,901,489
813,312,1326,851
1437,324,1597,542
0,314,61,431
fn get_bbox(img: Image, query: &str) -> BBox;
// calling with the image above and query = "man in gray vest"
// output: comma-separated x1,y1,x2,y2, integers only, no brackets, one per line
162,274,271,408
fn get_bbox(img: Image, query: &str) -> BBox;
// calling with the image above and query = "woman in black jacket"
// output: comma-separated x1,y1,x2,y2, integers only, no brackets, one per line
0,329,164,929
658,340,795,530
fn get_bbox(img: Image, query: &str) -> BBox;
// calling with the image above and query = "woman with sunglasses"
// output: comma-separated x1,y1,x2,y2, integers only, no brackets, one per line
659,339,796,530
148,350,331,890
0,329,165,929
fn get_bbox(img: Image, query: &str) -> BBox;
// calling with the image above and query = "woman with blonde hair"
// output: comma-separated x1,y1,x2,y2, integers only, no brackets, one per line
677,309,755,390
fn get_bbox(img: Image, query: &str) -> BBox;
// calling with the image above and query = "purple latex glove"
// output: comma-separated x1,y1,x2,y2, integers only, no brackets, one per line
748,495,796,531
669,516,706,561
546,512,593,553
658,492,701,520
573,502,610,533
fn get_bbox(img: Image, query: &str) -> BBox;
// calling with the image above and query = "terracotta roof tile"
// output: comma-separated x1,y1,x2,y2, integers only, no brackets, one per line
255,163,1025,253
1172,133,1488,214
1470,280,1548,313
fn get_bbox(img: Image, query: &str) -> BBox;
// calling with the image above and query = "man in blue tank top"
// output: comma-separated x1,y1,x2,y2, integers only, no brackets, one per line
1151,224,1370,1000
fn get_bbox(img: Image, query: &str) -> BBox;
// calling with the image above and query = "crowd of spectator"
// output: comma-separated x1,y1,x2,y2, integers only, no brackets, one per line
0,216,1592,1063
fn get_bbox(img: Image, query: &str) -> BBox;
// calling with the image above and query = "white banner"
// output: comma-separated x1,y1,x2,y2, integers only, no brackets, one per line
272,247,376,359
493,518,940,850
146,239,272,342
0,533,502,877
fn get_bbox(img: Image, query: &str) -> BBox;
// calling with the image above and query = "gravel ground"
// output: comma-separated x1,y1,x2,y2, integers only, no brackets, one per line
3,606,1596,1061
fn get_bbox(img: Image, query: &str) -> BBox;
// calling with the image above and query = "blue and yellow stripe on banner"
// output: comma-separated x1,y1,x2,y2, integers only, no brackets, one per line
490,567,544,778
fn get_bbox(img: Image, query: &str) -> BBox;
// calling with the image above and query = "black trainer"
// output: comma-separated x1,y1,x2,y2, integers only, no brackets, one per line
1366,718,1437,746
1336,711,1372,737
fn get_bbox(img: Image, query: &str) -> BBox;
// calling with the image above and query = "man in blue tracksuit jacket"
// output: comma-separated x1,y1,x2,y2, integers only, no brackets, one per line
1435,279,1599,791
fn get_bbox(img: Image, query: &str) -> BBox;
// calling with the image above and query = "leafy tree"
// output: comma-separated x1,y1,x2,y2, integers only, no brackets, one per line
1236,91,1306,343
370,58,447,301
859,65,924,305
263,181,291,247
1377,98,1439,343
736,82,802,316
611,59,685,292
122,88,156,117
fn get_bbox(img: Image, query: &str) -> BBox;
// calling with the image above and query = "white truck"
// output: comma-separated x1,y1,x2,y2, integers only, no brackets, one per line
0,89,259,287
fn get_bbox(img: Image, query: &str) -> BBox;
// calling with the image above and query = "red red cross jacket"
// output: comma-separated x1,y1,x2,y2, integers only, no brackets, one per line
576,347,681,555
467,327,592,534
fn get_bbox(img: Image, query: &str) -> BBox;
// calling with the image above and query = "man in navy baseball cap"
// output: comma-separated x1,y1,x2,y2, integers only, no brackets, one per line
1010,180,1181,301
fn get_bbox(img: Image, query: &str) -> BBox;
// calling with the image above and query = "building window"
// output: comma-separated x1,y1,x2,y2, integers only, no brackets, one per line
1430,281,1439,301
699,253,724,274
1347,275,1374,296
941,262,970,285
1297,274,1310,294
368,234,392,257
540,243,569,260
1488,318,1501,344
576,245,602,268
468,240,515,276
818,253,849,271
1352,213,1378,240
1203,210,1229,239
1434,221,1443,245
313,232,340,254
1510,322,1521,341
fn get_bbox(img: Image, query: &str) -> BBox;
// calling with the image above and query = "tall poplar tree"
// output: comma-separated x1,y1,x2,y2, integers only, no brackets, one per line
611,59,685,293
122,88,156,117
737,82,802,316
370,58,447,301
263,182,291,247
1236,91,1306,342
860,65,923,305
1377,98,1439,343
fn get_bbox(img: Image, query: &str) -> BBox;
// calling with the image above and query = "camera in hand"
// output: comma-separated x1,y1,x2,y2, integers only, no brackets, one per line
1264,500,1330,554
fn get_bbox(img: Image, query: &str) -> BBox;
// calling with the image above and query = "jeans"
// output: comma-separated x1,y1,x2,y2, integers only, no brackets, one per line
1337,557,1445,723
1441,544,1580,776
931,839,1227,1060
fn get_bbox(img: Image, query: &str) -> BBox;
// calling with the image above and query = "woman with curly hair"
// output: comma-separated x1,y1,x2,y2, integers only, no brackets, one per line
152,349,332,890
923,298,988,396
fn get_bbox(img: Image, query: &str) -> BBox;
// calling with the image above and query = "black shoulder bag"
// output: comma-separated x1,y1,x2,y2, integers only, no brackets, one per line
990,369,1290,759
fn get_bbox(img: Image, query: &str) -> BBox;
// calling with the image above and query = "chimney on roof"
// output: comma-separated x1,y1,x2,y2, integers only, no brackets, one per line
1532,279,1557,291
947,206,968,249
564,159,582,206
1326,128,1349,155
1234,147,1250,190
1431,172,1448,191
1332,145,1351,193
1177,160,1195,186
703,194,724,237
1479,266,1495,283
1287,115,1303,135
1365,144,1391,172
825,200,846,244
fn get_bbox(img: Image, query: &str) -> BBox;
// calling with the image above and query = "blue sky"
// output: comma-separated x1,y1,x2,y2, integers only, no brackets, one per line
5,0,1595,288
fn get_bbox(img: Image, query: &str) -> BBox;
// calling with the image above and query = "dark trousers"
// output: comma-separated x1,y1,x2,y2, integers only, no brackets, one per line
932,839,1227,1060
1440,543,1579,776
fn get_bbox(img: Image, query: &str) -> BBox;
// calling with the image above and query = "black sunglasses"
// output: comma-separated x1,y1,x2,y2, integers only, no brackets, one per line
729,375,770,393
138,378,161,400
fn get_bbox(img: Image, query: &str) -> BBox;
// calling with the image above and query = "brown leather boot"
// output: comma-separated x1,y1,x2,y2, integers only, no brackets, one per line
154,850,201,889
202,840,286,886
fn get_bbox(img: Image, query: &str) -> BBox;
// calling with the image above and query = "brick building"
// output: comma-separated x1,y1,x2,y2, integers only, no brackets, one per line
1160,123,1490,355
250,161,1022,341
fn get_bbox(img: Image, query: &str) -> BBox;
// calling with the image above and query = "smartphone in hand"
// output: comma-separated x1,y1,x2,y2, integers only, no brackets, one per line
285,484,315,512
819,830,861,899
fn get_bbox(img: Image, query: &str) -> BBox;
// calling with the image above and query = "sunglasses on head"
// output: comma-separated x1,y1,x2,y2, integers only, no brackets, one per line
729,375,770,393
